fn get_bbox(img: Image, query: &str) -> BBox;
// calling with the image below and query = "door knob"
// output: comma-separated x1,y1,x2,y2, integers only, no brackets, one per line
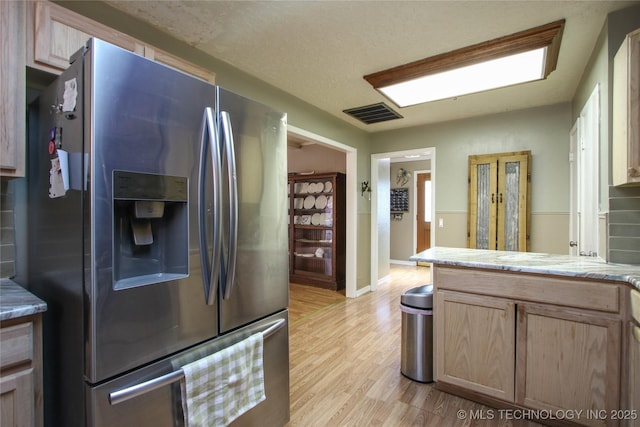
569,240,578,247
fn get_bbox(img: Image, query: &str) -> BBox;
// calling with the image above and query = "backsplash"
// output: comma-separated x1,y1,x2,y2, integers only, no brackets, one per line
609,185,640,265
0,178,16,278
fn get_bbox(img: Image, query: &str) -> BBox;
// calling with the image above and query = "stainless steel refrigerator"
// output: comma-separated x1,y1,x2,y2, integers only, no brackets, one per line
22,38,290,427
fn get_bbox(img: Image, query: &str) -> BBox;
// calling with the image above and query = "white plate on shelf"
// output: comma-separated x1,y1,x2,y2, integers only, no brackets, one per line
324,181,332,192
315,182,324,193
303,195,315,209
311,212,321,225
315,195,327,209
299,215,311,225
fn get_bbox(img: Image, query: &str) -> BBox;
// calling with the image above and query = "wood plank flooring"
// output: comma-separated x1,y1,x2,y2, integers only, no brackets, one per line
289,282,346,325
287,264,543,426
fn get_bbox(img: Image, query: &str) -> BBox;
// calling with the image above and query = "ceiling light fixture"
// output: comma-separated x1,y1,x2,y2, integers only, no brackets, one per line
364,20,565,107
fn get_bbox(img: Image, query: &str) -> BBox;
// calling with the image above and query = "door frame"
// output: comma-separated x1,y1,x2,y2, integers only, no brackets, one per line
569,84,600,258
287,125,358,298
371,147,436,291
569,121,578,256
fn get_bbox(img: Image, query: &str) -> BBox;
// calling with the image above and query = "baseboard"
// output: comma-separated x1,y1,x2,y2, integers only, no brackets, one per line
355,285,371,297
378,274,391,286
390,259,416,266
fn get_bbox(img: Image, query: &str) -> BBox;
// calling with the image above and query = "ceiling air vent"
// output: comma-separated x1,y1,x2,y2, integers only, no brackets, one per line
343,103,402,124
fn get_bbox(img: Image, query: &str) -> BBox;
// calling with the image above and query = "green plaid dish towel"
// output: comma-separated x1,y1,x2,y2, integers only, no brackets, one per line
181,332,266,427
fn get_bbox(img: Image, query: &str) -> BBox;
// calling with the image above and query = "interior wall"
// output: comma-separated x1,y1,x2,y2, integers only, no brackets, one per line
370,103,572,254
287,144,346,174
390,160,430,261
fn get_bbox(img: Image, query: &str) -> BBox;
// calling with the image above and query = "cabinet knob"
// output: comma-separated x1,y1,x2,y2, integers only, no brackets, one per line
569,240,578,247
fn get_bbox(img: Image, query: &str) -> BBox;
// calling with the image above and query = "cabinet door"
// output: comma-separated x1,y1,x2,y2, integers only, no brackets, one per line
629,322,640,425
144,46,215,83
468,151,530,251
0,0,26,177
30,1,145,72
435,290,516,401
0,369,34,427
613,28,640,186
468,154,498,249
497,153,530,251
516,304,621,427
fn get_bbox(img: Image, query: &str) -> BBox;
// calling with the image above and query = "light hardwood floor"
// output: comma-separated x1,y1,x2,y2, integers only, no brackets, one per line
287,264,543,427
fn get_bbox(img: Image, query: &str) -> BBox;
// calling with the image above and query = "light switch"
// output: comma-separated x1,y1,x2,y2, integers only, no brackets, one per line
438,218,444,228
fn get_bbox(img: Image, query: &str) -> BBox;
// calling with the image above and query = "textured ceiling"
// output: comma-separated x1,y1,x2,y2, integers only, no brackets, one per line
103,0,638,133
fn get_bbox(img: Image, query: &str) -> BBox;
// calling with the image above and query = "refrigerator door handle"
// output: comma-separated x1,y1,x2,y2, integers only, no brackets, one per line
108,318,286,405
199,107,222,305
220,111,238,300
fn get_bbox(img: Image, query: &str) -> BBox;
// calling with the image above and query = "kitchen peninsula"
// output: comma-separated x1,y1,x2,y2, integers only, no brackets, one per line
411,247,640,427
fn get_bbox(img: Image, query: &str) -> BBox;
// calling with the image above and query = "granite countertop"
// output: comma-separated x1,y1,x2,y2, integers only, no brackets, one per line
0,279,47,321
411,247,640,290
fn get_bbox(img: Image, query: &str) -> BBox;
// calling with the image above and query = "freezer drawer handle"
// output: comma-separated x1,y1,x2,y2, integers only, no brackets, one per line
108,318,286,405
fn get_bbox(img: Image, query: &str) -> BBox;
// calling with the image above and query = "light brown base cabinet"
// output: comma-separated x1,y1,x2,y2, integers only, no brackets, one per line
0,315,43,427
436,291,515,401
434,265,627,427
516,304,620,427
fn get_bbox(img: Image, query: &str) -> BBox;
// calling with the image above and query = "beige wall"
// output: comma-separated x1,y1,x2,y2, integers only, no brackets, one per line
372,103,573,255
287,144,346,174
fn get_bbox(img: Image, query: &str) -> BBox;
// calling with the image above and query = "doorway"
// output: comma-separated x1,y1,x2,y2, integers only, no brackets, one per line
371,148,436,291
287,125,358,298
569,84,600,258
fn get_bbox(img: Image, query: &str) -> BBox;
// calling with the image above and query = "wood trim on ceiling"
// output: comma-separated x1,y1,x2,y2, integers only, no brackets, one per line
364,19,565,89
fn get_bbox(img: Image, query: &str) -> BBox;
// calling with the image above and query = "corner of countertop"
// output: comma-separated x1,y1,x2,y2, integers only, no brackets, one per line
1,278,47,322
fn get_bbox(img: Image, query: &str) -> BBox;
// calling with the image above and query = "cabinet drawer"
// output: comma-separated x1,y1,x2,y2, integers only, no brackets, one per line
0,322,34,369
435,266,620,313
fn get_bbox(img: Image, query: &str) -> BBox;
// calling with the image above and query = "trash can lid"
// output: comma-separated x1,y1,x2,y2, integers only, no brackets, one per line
401,284,433,309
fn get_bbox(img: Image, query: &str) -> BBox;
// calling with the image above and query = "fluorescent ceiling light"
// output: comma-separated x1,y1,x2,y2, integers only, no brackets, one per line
365,20,564,108
380,48,546,107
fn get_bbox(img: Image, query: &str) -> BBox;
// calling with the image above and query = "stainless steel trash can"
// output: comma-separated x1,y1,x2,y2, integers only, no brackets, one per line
400,284,433,383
